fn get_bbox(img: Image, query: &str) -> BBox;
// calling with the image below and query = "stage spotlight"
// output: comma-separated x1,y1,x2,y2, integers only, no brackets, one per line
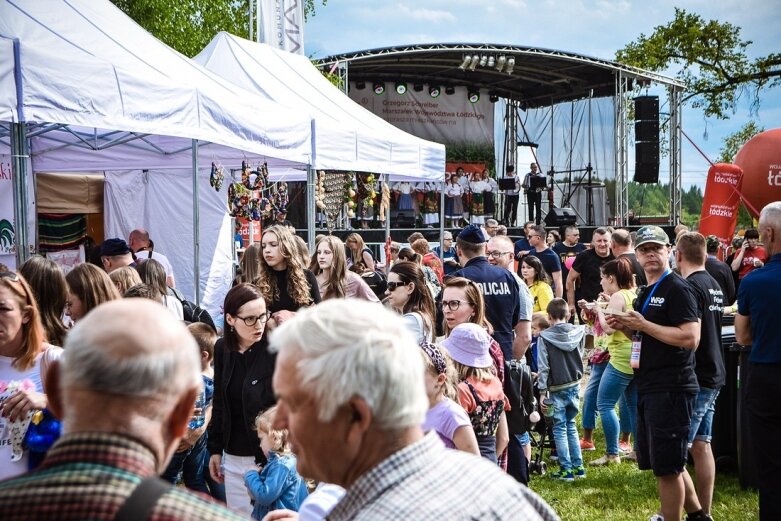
487,56,495,67
479,55,488,67
489,93,499,103
356,81,366,90
373,82,384,95
469,54,479,71
496,55,506,73
395,82,407,95
429,86,441,98
506,56,516,75
445,86,455,95
468,90,480,103
458,55,471,70
413,83,424,92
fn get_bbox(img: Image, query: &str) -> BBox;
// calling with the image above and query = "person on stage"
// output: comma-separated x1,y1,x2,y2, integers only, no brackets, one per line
522,163,546,225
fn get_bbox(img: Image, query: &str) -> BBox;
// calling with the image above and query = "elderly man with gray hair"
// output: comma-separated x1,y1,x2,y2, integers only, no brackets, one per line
268,299,559,521
0,299,243,521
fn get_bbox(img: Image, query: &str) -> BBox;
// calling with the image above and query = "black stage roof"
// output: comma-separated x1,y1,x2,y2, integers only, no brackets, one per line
317,43,682,108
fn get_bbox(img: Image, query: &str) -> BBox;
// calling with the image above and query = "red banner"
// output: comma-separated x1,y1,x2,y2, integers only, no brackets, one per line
699,163,743,258
236,218,261,248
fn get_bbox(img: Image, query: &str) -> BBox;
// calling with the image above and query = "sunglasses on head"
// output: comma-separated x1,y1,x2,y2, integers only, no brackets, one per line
386,280,409,291
0,272,20,282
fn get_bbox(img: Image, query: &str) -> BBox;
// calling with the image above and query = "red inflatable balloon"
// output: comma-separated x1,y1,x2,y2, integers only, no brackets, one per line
733,128,781,218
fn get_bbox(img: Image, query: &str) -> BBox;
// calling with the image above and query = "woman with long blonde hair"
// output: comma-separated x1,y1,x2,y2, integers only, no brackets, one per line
309,235,379,302
345,232,376,272
256,225,320,329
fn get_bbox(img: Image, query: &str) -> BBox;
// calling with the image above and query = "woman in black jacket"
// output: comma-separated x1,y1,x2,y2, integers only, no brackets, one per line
207,283,274,516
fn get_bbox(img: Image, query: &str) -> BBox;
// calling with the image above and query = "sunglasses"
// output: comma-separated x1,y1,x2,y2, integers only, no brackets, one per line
235,312,272,327
386,281,409,291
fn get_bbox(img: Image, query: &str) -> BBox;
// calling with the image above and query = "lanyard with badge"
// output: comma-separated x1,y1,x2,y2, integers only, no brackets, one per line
631,270,671,369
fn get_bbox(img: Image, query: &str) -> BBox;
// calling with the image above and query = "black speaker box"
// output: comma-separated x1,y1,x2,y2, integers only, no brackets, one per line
634,162,659,184
636,141,659,164
391,209,416,227
634,96,659,120
544,207,577,227
635,119,659,141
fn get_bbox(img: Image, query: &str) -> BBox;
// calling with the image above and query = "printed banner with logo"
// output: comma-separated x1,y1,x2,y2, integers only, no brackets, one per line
350,84,494,145
258,0,305,55
698,163,744,251
0,160,17,269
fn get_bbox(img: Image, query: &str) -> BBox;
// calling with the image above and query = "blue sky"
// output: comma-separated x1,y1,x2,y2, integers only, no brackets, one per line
303,0,781,189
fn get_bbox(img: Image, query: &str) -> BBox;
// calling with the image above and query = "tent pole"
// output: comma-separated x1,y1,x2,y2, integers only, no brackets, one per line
192,139,201,304
307,165,316,251
438,180,445,262
11,39,30,267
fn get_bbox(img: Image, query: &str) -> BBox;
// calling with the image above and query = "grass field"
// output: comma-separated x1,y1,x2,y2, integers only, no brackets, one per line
528,428,759,520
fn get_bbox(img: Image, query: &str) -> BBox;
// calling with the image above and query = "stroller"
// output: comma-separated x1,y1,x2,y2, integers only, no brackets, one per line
506,360,549,478
528,379,557,476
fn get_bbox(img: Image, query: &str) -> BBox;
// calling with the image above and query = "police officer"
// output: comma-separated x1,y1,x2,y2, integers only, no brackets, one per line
452,224,526,361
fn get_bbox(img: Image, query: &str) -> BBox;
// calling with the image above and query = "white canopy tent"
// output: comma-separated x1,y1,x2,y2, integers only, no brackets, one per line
0,0,314,313
194,32,446,180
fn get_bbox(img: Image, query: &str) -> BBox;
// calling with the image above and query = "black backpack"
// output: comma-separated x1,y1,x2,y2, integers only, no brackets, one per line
169,287,217,332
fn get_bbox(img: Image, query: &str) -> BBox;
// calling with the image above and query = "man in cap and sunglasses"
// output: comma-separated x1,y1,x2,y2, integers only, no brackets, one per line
605,226,709,521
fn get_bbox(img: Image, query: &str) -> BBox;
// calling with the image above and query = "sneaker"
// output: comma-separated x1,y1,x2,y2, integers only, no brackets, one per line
624,450,638,462
619,441,632,453
549,448,559,461
574,466,586,479
685,513,713,521
589,454,621,466
550,469,575,482
580,439,596,451
648,516,664,521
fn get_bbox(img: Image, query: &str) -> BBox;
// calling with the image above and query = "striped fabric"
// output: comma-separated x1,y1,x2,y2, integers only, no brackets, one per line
37,213,87,252
0,432,244,521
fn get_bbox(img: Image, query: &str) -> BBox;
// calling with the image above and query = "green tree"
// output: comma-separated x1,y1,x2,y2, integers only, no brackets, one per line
304,0,327,19
616,8,781,119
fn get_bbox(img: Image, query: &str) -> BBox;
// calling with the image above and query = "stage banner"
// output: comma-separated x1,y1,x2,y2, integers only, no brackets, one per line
350,84,494,145
699,163,744,255
0,159,16,269
258,0,305,55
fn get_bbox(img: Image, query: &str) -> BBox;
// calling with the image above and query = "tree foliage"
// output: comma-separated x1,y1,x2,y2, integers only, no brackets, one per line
616,8,781,119
111,0,249,57
304,0,327,20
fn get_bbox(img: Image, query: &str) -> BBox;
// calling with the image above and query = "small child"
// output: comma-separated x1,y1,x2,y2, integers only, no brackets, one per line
161,322,216,494
419,342,479,455
536,298,586,481
529,312,550,373
442,323,510,464
244,406,308,521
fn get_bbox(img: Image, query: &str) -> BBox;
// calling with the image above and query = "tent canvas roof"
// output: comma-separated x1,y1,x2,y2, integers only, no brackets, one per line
194,33,446,180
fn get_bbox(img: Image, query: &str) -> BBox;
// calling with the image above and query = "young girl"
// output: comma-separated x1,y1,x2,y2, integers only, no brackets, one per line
419,342,479,455
244,406,308,521
442,323,510,464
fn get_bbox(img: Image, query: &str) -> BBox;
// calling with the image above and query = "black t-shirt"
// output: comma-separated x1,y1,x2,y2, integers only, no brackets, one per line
686,270,726,389
705,257,736,305
552,242,586,291
526,248,561,290
620,252,647,287
571,249,615,301
633,272,700,394
268,268,321,314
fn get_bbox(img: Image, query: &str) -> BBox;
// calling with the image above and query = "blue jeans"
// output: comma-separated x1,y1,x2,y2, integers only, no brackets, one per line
161,432,209,494
597,363,637,455
688,386,721,444
582,360,607,430
550,386,583,471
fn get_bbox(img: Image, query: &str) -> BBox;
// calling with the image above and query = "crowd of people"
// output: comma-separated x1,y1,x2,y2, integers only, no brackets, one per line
0,202,778,520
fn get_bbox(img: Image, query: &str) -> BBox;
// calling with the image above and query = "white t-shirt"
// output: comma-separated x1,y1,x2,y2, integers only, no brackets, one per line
0,352,44,480
136,250,175,283
163,295,184,320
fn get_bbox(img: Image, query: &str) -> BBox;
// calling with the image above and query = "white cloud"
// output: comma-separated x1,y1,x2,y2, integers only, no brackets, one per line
396,5,457,23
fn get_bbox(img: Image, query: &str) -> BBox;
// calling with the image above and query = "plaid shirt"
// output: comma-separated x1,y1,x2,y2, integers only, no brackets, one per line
0,432,244,521
327,432,560,521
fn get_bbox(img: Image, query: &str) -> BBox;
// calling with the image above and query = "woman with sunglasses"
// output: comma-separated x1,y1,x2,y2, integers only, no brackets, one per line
385,261,435,344
256,225,320,330
310,235,379,302
208,283,275,516
0,271,63,480
521,255,553,313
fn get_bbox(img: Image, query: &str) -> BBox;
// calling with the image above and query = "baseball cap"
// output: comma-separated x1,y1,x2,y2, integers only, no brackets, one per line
100,238,131,256
441,323,493,369
457,224,487,244
634,226,669,248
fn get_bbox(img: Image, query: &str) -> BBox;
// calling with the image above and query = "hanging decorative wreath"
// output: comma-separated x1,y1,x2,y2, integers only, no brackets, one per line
227,161,273,221
316,170,353,232
209,161,224,191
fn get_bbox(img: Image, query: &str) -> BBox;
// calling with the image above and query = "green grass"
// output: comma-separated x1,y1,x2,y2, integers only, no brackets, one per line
528,430,759,521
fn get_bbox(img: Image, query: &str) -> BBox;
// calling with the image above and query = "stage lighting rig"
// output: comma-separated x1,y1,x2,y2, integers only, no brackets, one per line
395,82,407,95
468,54,479,71
373,82,385,95
429,86,441,98
458,55,472,70
355,81,366,90
495,55,507,73
489,93,499,103
506,57,516,75
468,90,480,103
445,86,455,95
413,83,424,92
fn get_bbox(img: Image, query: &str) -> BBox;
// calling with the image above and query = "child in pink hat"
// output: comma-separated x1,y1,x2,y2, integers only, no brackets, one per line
442,323,510,464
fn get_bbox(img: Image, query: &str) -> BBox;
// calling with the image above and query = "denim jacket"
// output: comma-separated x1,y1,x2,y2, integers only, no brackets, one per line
243,451,308,520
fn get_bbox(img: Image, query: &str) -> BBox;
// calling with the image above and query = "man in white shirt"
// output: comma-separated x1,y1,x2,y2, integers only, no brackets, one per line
129,228,175,288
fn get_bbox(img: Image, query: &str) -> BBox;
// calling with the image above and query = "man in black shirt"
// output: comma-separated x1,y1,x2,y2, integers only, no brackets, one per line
607,226,704,521
524,224,563,298
566,227,614,319
704,235,736,306
677,232,724,519
610,228,647,287
521,163,546,224
552,225,586,303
